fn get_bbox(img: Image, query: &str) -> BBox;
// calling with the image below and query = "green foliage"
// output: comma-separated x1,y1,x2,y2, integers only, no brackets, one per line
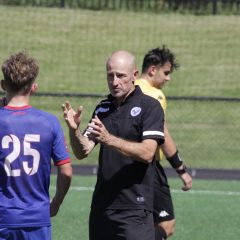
0,0,60,7
0,0,239,14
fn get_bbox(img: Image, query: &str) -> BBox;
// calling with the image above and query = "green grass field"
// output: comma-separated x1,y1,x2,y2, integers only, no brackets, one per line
0,5,239,239
0,6,239,169
26,95,240,169
0,6,239,97
50,175,240,240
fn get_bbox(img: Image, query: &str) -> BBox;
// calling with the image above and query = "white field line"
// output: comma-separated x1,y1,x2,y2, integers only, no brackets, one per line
171,189,240,196
50,186,240,196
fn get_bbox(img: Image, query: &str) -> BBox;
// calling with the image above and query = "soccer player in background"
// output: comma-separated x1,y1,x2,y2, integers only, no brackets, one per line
62,50,165,240
0,52,72,240
135,46,192,240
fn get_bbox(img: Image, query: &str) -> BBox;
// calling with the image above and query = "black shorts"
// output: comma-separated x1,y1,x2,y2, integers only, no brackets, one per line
89,208,154,240
153,161,175,224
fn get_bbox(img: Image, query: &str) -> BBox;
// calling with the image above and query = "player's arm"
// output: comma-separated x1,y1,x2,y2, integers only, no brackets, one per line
50,162,72,217
106,136,158,164
161,122,177,157
69,127,96,160
87,115,159,164
162,122,192,191
62,101,96,160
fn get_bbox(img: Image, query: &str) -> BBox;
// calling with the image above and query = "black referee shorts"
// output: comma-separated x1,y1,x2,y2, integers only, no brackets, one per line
89,208,154,240
153,161,175,224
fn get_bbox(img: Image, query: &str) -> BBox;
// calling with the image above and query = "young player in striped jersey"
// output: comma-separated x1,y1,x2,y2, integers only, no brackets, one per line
135,46,192,240
0,52,72,240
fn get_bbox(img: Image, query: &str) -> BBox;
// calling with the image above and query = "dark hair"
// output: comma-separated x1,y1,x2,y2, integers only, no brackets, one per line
141,46,179,74
1,51,39,93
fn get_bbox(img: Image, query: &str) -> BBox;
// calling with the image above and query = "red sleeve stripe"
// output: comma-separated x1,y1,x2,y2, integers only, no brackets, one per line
54,158,71,166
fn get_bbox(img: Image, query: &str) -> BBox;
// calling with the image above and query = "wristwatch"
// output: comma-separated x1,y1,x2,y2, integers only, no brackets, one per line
176,164,187,175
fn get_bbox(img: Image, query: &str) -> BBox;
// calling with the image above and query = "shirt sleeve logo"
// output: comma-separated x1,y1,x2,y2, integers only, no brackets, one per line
95,106,109,115
157,95,163,101
130,107,141,117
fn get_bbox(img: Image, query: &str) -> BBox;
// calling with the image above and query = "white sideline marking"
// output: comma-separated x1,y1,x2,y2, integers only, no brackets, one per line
50,186,240,196
70,186,94,191
171,189,240,196
50,186,94,191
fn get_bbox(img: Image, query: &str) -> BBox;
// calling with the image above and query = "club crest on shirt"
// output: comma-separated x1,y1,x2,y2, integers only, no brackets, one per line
130,107,141,117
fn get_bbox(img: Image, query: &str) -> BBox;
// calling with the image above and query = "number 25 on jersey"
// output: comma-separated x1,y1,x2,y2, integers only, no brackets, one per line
2,134,40,177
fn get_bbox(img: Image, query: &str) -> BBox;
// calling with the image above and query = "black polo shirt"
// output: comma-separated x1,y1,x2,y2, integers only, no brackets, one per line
89,86,165,211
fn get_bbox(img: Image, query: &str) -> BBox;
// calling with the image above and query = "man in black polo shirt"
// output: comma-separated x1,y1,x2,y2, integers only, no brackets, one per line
62,50,165,240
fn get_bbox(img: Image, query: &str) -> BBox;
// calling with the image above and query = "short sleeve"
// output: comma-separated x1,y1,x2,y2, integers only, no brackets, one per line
141,99,165,145
51,117,71,166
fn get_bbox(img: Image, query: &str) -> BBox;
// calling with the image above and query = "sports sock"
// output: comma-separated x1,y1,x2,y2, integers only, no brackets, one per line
155,226,167,240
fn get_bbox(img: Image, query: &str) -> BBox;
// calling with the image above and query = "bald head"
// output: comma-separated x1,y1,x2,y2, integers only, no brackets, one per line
106,50,138,103
106,50,136,72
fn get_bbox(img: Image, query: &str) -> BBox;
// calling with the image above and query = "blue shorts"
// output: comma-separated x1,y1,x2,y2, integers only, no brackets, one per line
0,226,51,240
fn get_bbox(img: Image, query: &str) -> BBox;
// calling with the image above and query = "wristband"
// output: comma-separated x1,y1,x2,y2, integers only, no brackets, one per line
166,150,183,168
176,164,187,175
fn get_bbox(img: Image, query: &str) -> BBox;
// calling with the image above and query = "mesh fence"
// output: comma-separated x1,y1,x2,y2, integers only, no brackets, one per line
0,5,239,169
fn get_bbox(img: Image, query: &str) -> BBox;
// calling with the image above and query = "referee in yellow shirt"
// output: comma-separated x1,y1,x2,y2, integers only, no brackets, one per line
135,46,192,240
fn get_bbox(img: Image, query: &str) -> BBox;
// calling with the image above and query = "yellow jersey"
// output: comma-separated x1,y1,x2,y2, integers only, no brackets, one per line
135,78,166,161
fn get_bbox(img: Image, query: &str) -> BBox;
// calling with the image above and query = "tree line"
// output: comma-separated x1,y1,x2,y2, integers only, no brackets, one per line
0,0,239,14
